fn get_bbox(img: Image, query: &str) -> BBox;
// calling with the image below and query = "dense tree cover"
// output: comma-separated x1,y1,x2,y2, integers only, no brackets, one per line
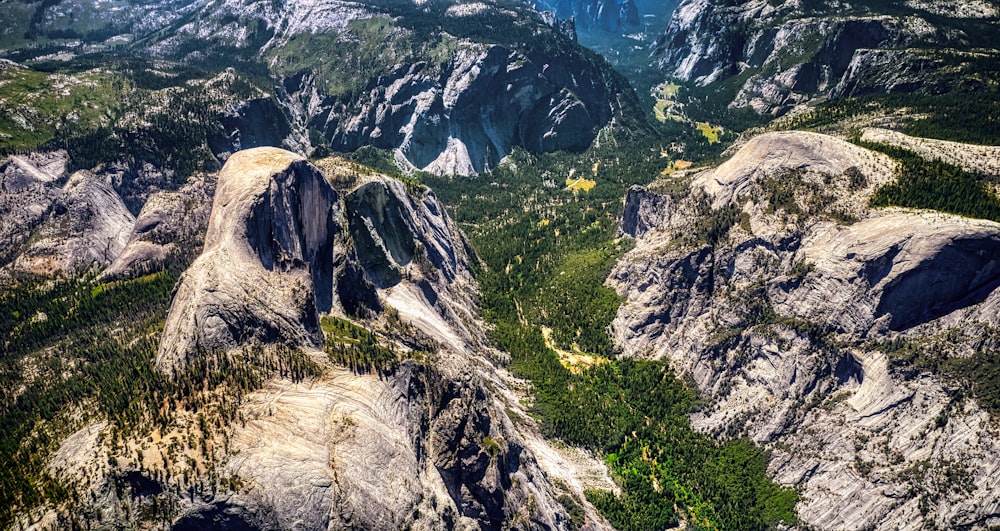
322,315,399,376
680,80,772,134
56,68,233,183
0,268,177,526
859,141,1000,223
540,245,626,354
424,134,798,530
786,90,1000,146
424,141,653,356
953,350,1000,419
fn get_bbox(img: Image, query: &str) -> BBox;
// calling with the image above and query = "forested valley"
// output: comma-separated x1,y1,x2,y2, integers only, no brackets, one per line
423,126,799,530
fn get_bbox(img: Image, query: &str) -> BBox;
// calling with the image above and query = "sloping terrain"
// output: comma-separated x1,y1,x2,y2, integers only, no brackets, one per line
3,1,1000,530
1,0,641,177
652,0,1000,119
610,131,1000,529
8,148,612,529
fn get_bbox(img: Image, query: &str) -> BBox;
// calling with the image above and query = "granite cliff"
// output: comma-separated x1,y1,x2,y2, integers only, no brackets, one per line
652,0,1000,115
142,0,636,175
19,148,611,530
610,131,1000,529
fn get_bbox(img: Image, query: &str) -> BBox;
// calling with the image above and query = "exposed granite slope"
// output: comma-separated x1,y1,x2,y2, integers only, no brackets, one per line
31,147,610,530
609,131,1000,530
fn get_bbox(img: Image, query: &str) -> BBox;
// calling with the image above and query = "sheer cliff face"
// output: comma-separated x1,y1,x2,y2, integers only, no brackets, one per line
130,0,634,176
2,1,635,177
0,150,214,280
652,0,998,115
156,148,338,373
318,42,618,176
35,148,606,530
610,131,1000,530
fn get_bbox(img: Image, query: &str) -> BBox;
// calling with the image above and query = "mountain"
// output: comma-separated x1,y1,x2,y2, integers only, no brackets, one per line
8,148,614,529
610,130,1000,529
529,0,682,98
1,0,641,177
4,0,1000,529
651,0,1000,117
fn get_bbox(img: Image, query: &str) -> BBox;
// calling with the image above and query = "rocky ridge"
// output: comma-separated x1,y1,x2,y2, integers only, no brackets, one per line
26,148,611,530
0,152,134,276
652,0,1000,115
0,151,212,280
1,1,637,178
861,127,1000,176
610,131,1000,529
136,0,634,176
102,172,215,279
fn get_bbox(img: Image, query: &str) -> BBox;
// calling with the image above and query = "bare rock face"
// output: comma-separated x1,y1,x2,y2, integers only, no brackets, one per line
652,0,984,115
531,0,646,32
128,0,630,177
4,1,636,178
38,147,605,530
4,167,135,276
609,131,1000,530
157,148,339,373
0,151,68,268
784,214,1000,333
344,175,483,349
0,152,218,283
103,173,216,279
315,42,616,176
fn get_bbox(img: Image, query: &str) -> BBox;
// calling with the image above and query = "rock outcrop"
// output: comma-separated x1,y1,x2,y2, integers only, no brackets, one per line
609,131,1000,529
2,1,639,178
316,42,618,176
36,147,609,530
2,163,135,276
531,0,649,32
102,173,215,279
786,214,1000,333
652,0,997,115
156,148,338,373
125,0,636,176
0,151,68,269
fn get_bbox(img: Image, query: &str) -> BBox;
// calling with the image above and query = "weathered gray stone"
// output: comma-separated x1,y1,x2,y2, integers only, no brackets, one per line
5,168,134,276
156,147,338,373
102,173,215,279
610,130,1000,530
38,147,609,530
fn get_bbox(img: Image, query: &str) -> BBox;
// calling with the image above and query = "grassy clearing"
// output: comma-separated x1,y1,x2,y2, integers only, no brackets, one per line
696,122,722,144
565,177,597,192
654,99,670,122
653,83,683,123
540,326,609,374
658,83,681,99
661,159,693,176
